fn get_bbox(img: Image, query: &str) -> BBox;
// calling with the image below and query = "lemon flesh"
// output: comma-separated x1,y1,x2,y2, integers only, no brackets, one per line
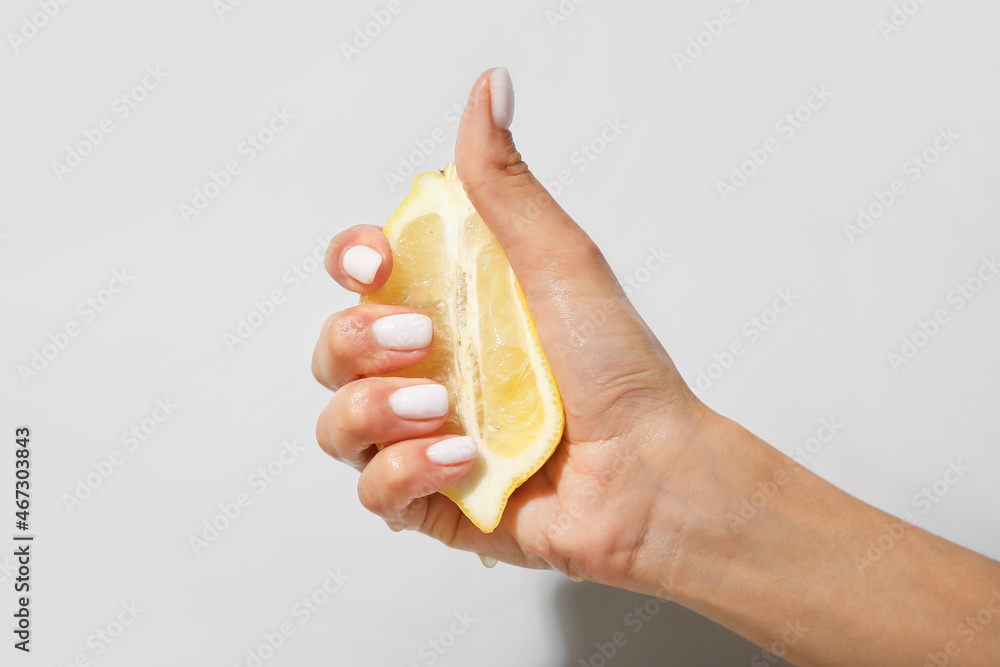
363,163,564,533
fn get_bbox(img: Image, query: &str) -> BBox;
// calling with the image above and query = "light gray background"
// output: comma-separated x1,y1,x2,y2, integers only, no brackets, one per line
2,1,999,666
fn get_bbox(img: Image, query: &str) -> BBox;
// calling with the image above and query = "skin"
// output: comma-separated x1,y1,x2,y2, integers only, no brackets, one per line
312,69,1000,666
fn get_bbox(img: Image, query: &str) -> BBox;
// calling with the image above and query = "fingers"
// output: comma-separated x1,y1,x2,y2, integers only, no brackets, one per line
357,435,478,529
312,305,434,390
356,436,562,575
316,378,452,470
325,225,393,293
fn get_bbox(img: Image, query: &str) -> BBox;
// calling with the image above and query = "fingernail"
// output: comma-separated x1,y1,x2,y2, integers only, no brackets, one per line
490,67,515,130
373,314,433,351
389,384,449,420
386,521,405,532
426,436,478,465
342,246,382,285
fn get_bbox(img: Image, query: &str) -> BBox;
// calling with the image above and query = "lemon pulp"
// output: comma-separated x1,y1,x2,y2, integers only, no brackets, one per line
363,163,564,532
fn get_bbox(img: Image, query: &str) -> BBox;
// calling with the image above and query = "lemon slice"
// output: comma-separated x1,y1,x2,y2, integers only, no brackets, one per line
363,163,564,533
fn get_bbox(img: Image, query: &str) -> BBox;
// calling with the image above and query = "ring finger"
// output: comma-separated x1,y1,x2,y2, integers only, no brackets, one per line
316,377,454,470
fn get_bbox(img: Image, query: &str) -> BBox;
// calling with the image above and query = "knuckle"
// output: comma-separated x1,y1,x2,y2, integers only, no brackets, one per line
311,356,326,388
425,505,462,548
380,452,415,496
577,237,609,268
357,474,382,515
315,413,329,456
398,496,428,530
337,381,375,438
358,458,408,520
503,148,528,177
357,349,398,378
379,457,443,518
326,310,366,361
413,470,446,500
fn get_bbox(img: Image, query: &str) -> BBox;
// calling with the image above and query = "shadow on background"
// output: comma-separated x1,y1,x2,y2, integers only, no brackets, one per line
554,581,796,667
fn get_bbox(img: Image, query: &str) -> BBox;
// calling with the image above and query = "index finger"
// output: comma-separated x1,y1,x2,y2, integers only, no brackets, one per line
326,225,393,293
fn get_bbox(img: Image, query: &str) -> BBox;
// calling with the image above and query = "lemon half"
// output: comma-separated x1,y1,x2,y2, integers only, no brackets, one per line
363,163,564,533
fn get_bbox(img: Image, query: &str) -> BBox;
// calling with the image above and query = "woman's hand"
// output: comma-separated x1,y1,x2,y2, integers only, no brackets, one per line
311,67,712,590
313,68,1000,666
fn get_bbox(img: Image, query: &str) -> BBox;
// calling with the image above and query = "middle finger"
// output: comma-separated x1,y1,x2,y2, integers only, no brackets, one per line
312,304,434,390
316,377,452,470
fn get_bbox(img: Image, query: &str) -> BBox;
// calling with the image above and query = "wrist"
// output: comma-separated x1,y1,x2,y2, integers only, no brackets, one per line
623,407,769,601
623,405,1000,667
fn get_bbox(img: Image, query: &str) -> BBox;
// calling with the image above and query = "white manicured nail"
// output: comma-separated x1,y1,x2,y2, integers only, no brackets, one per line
389,384,449,420
373,314,433,351
427,436,478,465
342,246,382,285
490,67,514,130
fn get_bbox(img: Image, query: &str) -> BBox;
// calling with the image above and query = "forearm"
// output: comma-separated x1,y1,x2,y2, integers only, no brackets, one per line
630,414,1000,667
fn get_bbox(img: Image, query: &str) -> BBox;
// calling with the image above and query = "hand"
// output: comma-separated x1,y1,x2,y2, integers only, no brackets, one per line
312,69,1000,666
311,67,712,589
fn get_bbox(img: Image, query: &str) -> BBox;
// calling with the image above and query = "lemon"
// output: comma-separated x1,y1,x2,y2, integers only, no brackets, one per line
363,163,564,533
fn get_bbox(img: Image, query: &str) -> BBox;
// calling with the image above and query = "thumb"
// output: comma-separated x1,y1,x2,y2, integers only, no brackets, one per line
455,68,677,417
455,67,619,305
